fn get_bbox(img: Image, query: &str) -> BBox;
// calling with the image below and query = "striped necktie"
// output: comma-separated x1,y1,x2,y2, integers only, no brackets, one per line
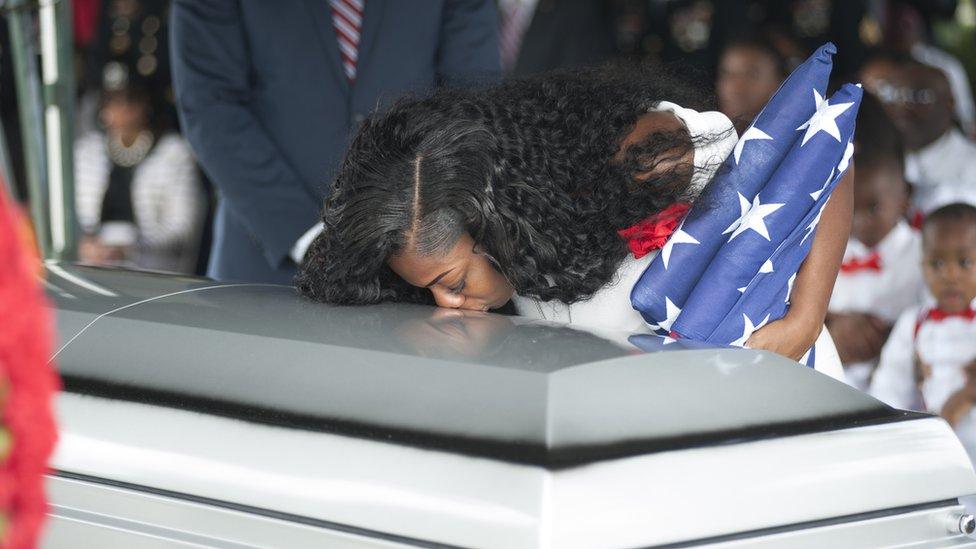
329,0,364,82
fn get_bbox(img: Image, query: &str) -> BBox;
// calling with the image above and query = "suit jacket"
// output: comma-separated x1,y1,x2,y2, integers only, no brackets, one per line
511,0,614,77
171,0,500,283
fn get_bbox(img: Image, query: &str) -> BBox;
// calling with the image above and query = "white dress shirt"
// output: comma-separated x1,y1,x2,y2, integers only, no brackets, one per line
291,222,325,264
871,302,976,464
904,128,976,214
828,221,926,390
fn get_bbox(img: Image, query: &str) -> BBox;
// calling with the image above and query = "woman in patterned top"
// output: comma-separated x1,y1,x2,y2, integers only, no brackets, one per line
74,77,203,273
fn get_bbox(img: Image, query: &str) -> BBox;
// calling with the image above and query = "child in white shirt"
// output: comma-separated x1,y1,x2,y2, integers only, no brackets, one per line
827,94,925,391
870,203,976,463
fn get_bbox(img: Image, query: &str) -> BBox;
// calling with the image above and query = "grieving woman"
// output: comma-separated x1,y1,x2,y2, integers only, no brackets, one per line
296,65,851,372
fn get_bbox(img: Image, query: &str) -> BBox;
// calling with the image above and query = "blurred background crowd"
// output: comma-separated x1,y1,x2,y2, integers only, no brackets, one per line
3,0,973,275
2,0,976,429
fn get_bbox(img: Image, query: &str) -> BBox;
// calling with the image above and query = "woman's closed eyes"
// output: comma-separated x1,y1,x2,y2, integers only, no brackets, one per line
448,280,466,295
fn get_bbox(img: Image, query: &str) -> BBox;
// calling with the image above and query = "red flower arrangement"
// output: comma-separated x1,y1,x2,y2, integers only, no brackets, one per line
0,182,59,549
618,202,692,259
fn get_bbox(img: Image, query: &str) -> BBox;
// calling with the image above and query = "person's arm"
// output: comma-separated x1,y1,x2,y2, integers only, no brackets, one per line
435,0,501,87
869,309,923,410
826,311,890,365
170,0,321,269
747,165,854,360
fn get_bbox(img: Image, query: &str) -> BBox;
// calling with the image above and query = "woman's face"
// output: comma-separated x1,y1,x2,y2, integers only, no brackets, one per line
101,97,149,133
388,232,515,311
388,105,704,311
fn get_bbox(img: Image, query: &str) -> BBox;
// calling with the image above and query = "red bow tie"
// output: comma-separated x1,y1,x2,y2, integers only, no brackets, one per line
926,307,976,322
840,251,882,273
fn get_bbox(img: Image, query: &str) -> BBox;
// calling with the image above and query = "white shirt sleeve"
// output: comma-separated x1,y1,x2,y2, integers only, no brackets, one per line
290,222,325,264
869,307,921,410
74,132,110,234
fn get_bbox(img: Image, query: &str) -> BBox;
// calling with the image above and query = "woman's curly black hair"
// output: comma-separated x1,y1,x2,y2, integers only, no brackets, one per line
297,63,714,306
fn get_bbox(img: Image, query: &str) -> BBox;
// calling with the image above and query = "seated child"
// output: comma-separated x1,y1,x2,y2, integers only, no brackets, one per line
827,94,924,390
870,203,976,463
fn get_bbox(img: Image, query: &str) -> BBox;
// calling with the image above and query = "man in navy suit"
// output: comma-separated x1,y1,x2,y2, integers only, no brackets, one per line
170,1,500,283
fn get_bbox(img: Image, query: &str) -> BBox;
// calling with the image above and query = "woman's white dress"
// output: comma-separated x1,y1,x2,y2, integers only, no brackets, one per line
511,252,846,383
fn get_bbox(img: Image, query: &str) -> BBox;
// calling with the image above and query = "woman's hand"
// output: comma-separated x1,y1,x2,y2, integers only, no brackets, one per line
79,235,128,264
745,313,821,362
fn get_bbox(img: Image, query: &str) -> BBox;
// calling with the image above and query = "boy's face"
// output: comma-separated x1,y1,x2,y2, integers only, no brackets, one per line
717,46,782,132
922,219,976,313
852,161,908,249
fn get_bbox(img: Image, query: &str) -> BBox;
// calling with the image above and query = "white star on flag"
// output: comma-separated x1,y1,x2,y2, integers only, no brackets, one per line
759,259,774,273
786,272,797,303
723,192,785,242
801,202,827,244
660,219,700,269
730,312,771,347
653,297,682,332
796,89,855,146
733,125,773,164
810,168,834,201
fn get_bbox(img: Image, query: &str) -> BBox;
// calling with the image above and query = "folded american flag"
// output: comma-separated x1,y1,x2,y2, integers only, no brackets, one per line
630,43,862,366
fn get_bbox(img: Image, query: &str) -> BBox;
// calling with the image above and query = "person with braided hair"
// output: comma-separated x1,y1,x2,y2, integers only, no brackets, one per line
296,64,853,366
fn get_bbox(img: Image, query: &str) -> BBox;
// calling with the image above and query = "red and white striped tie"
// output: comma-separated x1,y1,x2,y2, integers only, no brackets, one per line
329,0,363,82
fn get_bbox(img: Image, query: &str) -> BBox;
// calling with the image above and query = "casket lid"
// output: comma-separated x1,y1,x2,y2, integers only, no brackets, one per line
48,263,906,468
